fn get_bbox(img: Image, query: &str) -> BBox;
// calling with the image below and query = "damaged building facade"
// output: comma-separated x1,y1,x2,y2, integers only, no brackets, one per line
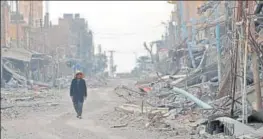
62,13,95,75
1,1,53,88
1,1,95,88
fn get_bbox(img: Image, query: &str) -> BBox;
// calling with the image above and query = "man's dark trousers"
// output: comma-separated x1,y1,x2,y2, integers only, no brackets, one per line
73,99,83,116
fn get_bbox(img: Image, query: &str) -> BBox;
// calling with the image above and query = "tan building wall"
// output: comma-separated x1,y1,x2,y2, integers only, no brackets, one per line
9,23,25,43
28,23,71,56
182,1,204,22
173,1,205,40
26,14,75,56
19,1,43,27
1,2,10,47
47,25,71,56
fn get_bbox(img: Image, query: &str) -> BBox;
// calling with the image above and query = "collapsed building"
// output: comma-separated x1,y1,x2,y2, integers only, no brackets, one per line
114,1,263,138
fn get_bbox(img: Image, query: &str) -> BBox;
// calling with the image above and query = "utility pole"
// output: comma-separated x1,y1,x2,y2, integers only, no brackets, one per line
242,1,249,124
98,44,102,54
191,18,197,68
230,0,238,118
176,1,182,44
43,1,50,54
27,1,33,50
216,5,222,86
237,0,250,124
44,1,49,28
15,0,19,48
239,1,246,124
108,50,115,77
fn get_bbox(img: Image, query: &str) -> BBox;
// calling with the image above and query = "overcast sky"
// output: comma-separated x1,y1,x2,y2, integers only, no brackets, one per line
48,1,173,73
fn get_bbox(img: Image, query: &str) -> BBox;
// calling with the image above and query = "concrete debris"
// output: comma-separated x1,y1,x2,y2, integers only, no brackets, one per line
115,104,169,115
1,88,63,121
14,97,34,101
206,117,263,138
114,85,145,104
111,123,128,128
86,76,108,88
113,66,262,139
3,61,27,86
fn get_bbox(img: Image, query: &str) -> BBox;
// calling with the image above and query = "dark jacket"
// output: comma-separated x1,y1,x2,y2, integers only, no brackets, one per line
70,78,87,102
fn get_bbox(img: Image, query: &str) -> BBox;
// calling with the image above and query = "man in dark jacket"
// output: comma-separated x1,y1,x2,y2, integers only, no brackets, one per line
70,71,87,119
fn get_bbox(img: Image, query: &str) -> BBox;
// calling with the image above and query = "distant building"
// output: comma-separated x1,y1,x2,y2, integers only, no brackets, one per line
58,13,94,74
19,1,43,27
28,13,94,75
1,1,44,48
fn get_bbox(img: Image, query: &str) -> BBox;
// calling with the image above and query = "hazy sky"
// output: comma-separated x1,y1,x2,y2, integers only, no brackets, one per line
49,1,173,73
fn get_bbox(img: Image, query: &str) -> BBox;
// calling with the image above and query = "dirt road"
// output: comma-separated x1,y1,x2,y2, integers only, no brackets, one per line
1,79,169,139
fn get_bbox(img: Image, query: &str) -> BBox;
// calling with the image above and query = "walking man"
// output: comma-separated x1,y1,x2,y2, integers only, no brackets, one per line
70,71,87,119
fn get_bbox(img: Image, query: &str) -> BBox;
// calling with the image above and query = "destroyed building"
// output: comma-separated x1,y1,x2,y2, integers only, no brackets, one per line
116,1,263,138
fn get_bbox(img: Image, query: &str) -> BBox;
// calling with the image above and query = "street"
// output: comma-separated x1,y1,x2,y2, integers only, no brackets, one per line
1,1,263,139
1,79,175,139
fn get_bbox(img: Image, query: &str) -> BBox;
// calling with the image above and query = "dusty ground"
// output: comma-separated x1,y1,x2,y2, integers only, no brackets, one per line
2,78,244,139
1,79,183,139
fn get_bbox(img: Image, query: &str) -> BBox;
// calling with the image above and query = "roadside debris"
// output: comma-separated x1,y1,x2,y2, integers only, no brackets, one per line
112,65,262,138
0,88,63,120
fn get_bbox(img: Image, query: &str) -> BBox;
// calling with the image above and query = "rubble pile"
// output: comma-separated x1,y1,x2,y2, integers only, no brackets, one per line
0,88,62,120
86,76,108,88
112,81,262,138
112,44,263,138
114,85,145,104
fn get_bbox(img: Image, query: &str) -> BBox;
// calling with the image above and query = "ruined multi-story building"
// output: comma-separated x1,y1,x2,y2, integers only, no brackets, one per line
0,2,21,47
46,13,94,60
1,1,44,48
58,13,94,74
28,13,94,75
19,1,43,27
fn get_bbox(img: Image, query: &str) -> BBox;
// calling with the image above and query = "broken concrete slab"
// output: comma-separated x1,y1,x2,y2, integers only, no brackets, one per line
116,104,169,115
213,117,259,137
14,97,34,101
1,105,14,110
